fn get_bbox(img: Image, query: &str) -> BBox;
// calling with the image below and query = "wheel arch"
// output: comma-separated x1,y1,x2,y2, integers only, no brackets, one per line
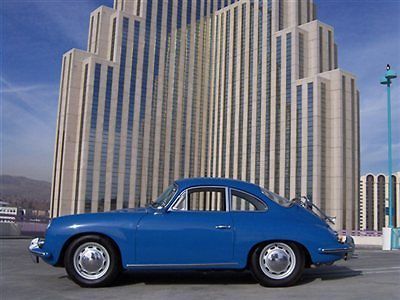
56,232,123,268
246,239,312,269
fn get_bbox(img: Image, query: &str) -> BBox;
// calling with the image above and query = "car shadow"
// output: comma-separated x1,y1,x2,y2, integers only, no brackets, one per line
112,265,362,287
114,270,257,286
299,265,362,285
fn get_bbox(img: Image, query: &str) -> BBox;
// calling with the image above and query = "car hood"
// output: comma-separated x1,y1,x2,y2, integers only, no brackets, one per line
50,207,149,228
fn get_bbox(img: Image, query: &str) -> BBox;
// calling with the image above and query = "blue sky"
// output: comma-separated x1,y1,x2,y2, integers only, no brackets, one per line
1,0,400,181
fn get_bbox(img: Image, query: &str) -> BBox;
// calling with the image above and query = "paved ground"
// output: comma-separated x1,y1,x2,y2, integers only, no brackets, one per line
1,239,399,300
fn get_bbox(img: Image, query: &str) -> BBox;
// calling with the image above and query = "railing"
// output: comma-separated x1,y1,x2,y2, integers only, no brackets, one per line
15,216,50,237
339,230,382,237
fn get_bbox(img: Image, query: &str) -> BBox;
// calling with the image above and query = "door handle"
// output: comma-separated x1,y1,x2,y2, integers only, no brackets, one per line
215,225,231,230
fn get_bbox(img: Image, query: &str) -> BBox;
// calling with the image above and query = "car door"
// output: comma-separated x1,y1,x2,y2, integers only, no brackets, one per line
135,186,234,266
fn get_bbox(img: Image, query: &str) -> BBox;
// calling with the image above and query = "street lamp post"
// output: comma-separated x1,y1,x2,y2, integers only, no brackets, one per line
380,64,397,250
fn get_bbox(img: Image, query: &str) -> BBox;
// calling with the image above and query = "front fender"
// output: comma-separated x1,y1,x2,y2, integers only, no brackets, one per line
42,212,142,267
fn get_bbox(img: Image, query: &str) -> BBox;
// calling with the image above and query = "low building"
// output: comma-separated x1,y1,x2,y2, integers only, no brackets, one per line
0,206,19,223
359,172,400,230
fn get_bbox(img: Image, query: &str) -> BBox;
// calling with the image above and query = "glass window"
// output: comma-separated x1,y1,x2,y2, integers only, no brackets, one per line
151,184,178,209
262,188,292,208
231,189,267,212
188,187,226,211
171,187,227,212
171,192,187,211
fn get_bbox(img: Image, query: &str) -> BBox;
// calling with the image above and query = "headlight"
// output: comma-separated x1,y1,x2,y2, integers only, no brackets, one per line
338,235,347,244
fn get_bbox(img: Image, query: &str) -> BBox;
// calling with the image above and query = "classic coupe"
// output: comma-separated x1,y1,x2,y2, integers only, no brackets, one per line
29,178,354,287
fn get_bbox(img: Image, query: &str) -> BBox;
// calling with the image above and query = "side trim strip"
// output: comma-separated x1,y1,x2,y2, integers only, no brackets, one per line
126,262,238,268
319,247,351,254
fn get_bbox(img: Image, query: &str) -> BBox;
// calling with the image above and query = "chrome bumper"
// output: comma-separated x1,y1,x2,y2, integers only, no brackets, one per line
29,238,50,263
319,235,355,260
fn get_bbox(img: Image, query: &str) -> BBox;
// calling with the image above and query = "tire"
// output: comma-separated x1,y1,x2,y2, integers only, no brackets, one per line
64,235,121,287
250,241,304,287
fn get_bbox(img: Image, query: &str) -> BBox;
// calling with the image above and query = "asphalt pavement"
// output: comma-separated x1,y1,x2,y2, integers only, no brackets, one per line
1,239,399,300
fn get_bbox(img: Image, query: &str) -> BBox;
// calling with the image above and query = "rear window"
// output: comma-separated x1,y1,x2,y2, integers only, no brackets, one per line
261,188,292,208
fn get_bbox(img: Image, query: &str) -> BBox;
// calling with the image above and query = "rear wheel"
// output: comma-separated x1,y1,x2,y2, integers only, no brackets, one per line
250,242,304,287
64,235,121,287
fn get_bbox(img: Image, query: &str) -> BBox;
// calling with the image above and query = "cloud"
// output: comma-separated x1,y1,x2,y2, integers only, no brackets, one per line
0,76,58,181
30,0,99,48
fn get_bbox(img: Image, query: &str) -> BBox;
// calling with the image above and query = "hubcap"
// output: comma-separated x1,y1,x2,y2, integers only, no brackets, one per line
259,243,296,280
73,242,110,280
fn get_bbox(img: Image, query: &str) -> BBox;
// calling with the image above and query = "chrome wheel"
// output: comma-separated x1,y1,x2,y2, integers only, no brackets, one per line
73,242,110,280
259,242,296,280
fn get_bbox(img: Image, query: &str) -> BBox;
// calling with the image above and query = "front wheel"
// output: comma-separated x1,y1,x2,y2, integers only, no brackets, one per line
250,242,304,287
64,235,121,287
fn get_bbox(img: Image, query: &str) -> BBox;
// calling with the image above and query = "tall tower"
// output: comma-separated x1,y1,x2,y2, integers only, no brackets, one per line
50,0,360,230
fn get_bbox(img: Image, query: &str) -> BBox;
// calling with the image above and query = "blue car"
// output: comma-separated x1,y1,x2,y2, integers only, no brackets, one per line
29,178,354,287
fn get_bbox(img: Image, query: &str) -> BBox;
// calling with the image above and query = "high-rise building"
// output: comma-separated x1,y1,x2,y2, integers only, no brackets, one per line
50,0,360,230
359,172,400,231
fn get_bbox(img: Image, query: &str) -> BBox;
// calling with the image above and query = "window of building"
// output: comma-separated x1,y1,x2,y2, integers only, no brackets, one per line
246,3,254,181
307,82,313,200
298,32,304,79
89,16,94,52
278,0,284,30
328,30,332,70
285,32,292,199
110,17,117,61
110,17,129,211
295,85,302,197
319,26,323,73
85,63,102,213
95,12,100,53
274,35,282,193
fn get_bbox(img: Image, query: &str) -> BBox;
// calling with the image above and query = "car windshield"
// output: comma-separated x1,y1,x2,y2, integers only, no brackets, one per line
261,188,292,208
150,184,178,209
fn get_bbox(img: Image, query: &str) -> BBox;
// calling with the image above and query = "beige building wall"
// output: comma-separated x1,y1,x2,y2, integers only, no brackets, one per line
51,0,360,230
359,172,400,231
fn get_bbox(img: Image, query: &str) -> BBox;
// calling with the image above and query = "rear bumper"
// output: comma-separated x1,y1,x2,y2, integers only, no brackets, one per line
318,235,355,260
29,237,51,263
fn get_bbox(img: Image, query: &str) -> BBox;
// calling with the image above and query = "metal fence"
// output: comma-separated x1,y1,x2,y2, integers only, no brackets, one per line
339,230,382,237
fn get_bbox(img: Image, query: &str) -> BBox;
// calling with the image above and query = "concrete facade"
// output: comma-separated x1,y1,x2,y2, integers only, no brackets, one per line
50,0,360,230
359,172,400,231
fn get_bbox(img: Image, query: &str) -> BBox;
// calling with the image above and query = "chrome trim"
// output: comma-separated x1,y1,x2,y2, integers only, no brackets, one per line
29,238,50,263
319,247,352,253
169,190,188,211
215,225,231,230
320,235,355,257
126,262,238,268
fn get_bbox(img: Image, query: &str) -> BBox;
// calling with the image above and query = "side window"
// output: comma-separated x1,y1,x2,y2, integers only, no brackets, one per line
231,189,267,212
171,187,227,212
188,187,226,211
171,192,187,210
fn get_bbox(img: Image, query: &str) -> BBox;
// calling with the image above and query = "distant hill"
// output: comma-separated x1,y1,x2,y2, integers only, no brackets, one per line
0,175,51,210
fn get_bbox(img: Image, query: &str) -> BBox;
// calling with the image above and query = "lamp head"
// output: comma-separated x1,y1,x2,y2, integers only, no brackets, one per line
380,76,389,85
385,69,397,80
385,64,397,80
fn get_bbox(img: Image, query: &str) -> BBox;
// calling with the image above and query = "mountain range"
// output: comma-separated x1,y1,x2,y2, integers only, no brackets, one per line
0,175,51,210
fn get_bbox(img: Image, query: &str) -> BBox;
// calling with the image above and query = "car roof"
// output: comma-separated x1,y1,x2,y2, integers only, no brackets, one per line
174,177,263,192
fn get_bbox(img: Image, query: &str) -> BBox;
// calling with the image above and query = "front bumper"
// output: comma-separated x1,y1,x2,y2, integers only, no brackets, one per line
29,237,51,263
318,235,355,260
